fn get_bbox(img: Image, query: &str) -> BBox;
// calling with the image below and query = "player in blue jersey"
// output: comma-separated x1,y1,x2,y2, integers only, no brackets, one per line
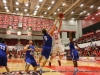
0,40,10,73
24,40,39,75
69,32,80,75
38,20,58,74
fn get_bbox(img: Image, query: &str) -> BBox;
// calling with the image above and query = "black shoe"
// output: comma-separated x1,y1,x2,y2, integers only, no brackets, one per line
37,69,42,75
49,61,51,67
58,60,61,66
33,72,38,75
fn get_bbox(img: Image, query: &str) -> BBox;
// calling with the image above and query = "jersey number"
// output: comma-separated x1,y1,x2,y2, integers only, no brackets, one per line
44,36,47,41
0,45,6,50
55,34,58,39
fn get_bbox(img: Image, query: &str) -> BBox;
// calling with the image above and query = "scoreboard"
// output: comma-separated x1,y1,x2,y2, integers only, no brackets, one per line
0,14,54,31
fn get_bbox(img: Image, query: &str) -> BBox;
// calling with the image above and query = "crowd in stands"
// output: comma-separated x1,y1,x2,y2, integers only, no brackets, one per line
76,30,100,44
66,30,100,58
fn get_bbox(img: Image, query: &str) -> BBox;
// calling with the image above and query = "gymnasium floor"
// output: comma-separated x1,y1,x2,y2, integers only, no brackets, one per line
0,58,100,75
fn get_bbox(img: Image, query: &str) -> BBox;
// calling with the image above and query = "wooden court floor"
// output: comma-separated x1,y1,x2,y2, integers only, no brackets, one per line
0,58,100,75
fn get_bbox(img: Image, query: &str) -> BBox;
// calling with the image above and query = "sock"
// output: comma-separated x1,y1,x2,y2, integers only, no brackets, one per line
34,71,37,74
74,67,78,71
39,67,42,70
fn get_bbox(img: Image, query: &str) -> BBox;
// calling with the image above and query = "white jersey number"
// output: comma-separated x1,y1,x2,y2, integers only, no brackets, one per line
54,34,58,40
44,36,48,41
0,45,6,50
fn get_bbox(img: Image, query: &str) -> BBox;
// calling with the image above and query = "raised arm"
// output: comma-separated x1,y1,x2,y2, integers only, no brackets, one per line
48,20,58,36
58,18,63,33
24,45,29,52
69,32,72,39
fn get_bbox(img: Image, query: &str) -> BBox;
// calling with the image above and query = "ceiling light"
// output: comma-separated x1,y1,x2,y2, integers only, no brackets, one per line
3,0,7,3
24,9,27,12
15,2,19,5
48,6,51,10
33,13,36,16
98,6,100,9
87,13,90,15
6,9,9,12
44,12,47,14
96,14,98,16
54,12,56,15
80,12,83,15
62,3,65,6
71,11,74,14
51,1,55,4
37,5,40,9
57,8,60,11
80,4,84,7
92,18,94,19
25,3,29,6
16,8,19,11
39,0,43,2
5,6,8,9
83,10,86,13
90,5,94,8
34,10,37,13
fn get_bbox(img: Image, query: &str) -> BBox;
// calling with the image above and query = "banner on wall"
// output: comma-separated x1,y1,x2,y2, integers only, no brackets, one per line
95,57,100,61
7,45,24,51
79,57,95,62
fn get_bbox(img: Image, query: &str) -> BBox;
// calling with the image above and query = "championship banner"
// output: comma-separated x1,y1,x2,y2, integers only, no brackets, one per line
79,57,95,62
0,13,54,31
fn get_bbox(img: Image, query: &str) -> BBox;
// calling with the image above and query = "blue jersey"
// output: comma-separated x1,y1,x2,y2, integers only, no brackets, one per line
0,43,7,57
43,33,52,47
69,42,75,51
26,45,34,58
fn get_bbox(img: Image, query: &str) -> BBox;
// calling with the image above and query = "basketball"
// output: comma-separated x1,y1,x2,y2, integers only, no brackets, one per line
58,13,64,18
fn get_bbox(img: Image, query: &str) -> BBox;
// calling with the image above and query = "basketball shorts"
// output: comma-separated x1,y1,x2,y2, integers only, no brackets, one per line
70,49,79,61
0,56,7,66
41,46,51,59
51,44,64,56
25,56,37,67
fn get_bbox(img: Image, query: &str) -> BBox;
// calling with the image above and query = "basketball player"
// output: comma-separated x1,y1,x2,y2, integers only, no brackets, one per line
24,40,39,75
0,40,10,73
49,18,64,66
69,32,80,75
38,20,58,74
